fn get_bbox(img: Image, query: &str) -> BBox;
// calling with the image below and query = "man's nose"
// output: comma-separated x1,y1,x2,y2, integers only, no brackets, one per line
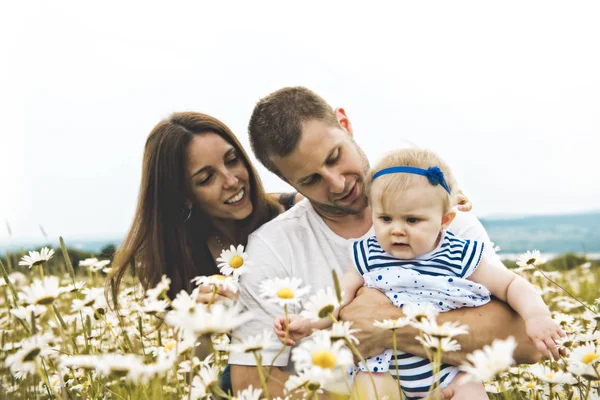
323,170,345,194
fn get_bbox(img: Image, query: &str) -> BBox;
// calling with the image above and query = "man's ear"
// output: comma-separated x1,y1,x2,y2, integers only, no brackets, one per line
334,107,354,137
441,209,456,230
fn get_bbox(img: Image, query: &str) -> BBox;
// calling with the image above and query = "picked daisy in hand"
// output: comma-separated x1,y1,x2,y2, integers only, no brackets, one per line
516,250,546,269
300,287,341,320
18,247,55,269
217,244,252,278
260,277,311,307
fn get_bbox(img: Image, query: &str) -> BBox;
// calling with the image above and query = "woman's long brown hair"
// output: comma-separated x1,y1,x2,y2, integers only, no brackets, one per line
108,112,280,303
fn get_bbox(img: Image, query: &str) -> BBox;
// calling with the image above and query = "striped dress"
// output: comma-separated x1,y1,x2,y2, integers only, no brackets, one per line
351,231,491,399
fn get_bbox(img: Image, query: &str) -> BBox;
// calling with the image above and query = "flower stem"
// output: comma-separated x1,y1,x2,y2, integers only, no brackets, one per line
252,351,271,400
344,338,380,400
392,330,404,400
206,285,218,311
267,304,289,378
534,266,598,315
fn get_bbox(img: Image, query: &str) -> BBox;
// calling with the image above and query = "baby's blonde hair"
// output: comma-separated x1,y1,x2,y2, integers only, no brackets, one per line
366,148,457,213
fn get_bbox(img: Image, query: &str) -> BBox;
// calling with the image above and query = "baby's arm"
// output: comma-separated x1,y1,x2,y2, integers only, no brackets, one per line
468,256,565,359
274,267,364,345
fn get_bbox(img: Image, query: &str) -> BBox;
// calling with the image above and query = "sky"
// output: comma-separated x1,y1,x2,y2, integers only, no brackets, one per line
1,1,599,245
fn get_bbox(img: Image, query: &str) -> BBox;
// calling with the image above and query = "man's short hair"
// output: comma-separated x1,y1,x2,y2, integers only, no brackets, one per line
248,87,339,174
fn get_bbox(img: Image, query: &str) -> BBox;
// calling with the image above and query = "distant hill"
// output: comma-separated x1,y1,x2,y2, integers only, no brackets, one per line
2,211,599,256
480,211,600,254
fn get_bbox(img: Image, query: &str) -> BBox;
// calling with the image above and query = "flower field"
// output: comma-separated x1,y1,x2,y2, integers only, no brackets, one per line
0,240,599,399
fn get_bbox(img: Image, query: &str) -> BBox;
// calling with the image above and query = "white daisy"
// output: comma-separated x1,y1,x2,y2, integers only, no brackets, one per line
5,334,51,379
460,336,517,382
192,274,239,293
145,275,171,300
233,385,262,400
10,304,47,320
229,330,280,354
217,244,252,278
260,277,311,308
284,368,331,396
291,330,353,374
402,303,439,323
330,321,360,345
300,287,340,320
79,258,111,272
18,247,55,269
412,319,469,339
516,250,546,268
19,276,62,305
166,301,253,336
528,364,577,384
4,272,28,288
416,334,461,353
198,364,220,388
374,317,412,330
569,343,600,367
190,375,207,399
141,297,170,315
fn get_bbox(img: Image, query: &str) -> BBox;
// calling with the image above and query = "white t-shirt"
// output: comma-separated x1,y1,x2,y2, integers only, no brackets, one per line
228,199,498,372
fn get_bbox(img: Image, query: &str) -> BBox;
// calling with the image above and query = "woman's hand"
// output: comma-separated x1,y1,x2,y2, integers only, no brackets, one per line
452,189,472,212
195,284,239,304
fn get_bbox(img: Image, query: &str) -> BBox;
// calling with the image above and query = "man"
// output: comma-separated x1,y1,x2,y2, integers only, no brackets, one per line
230,87,540,398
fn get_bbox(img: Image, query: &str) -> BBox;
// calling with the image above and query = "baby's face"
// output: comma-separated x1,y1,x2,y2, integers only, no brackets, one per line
371,181,447,259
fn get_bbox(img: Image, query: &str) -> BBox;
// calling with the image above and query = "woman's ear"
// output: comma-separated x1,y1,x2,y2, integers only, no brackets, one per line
441,209,457,230
334,107,354,136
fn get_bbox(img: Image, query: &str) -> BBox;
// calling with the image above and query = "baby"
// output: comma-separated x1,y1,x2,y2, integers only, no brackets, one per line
274,148,564,400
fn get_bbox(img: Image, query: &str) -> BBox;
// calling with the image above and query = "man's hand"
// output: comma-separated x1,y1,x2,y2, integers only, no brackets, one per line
452,189,472,212
339,287,396,359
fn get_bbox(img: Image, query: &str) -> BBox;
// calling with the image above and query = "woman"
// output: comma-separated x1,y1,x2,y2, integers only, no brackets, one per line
109,112,297,302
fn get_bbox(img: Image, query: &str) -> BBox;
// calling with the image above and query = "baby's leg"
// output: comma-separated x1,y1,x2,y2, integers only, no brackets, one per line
445,372,488,399
351,371,402,400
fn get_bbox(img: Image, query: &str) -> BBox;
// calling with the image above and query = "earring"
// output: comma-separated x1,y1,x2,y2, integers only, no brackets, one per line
181,206,192,223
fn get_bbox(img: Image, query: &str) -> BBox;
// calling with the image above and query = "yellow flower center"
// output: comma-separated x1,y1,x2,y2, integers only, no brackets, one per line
545,373,554,380
230,256,244,269
211,274,226,280
526,258,536,265
165,342,175,350
312,350,337,369
525,383,536,389
276,288,294,299
582,352,599,364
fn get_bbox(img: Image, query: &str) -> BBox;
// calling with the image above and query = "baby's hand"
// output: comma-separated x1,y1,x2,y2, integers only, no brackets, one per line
526,315,566,360
274,314,312,346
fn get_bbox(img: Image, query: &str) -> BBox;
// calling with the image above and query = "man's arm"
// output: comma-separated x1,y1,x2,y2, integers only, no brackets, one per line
231,365,291,397
340,287,542,365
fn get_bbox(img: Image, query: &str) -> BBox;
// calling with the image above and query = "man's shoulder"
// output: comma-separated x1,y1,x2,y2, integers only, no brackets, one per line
250,199,316,240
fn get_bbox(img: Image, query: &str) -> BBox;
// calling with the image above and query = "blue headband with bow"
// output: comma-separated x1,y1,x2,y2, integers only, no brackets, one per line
371,166,451,195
